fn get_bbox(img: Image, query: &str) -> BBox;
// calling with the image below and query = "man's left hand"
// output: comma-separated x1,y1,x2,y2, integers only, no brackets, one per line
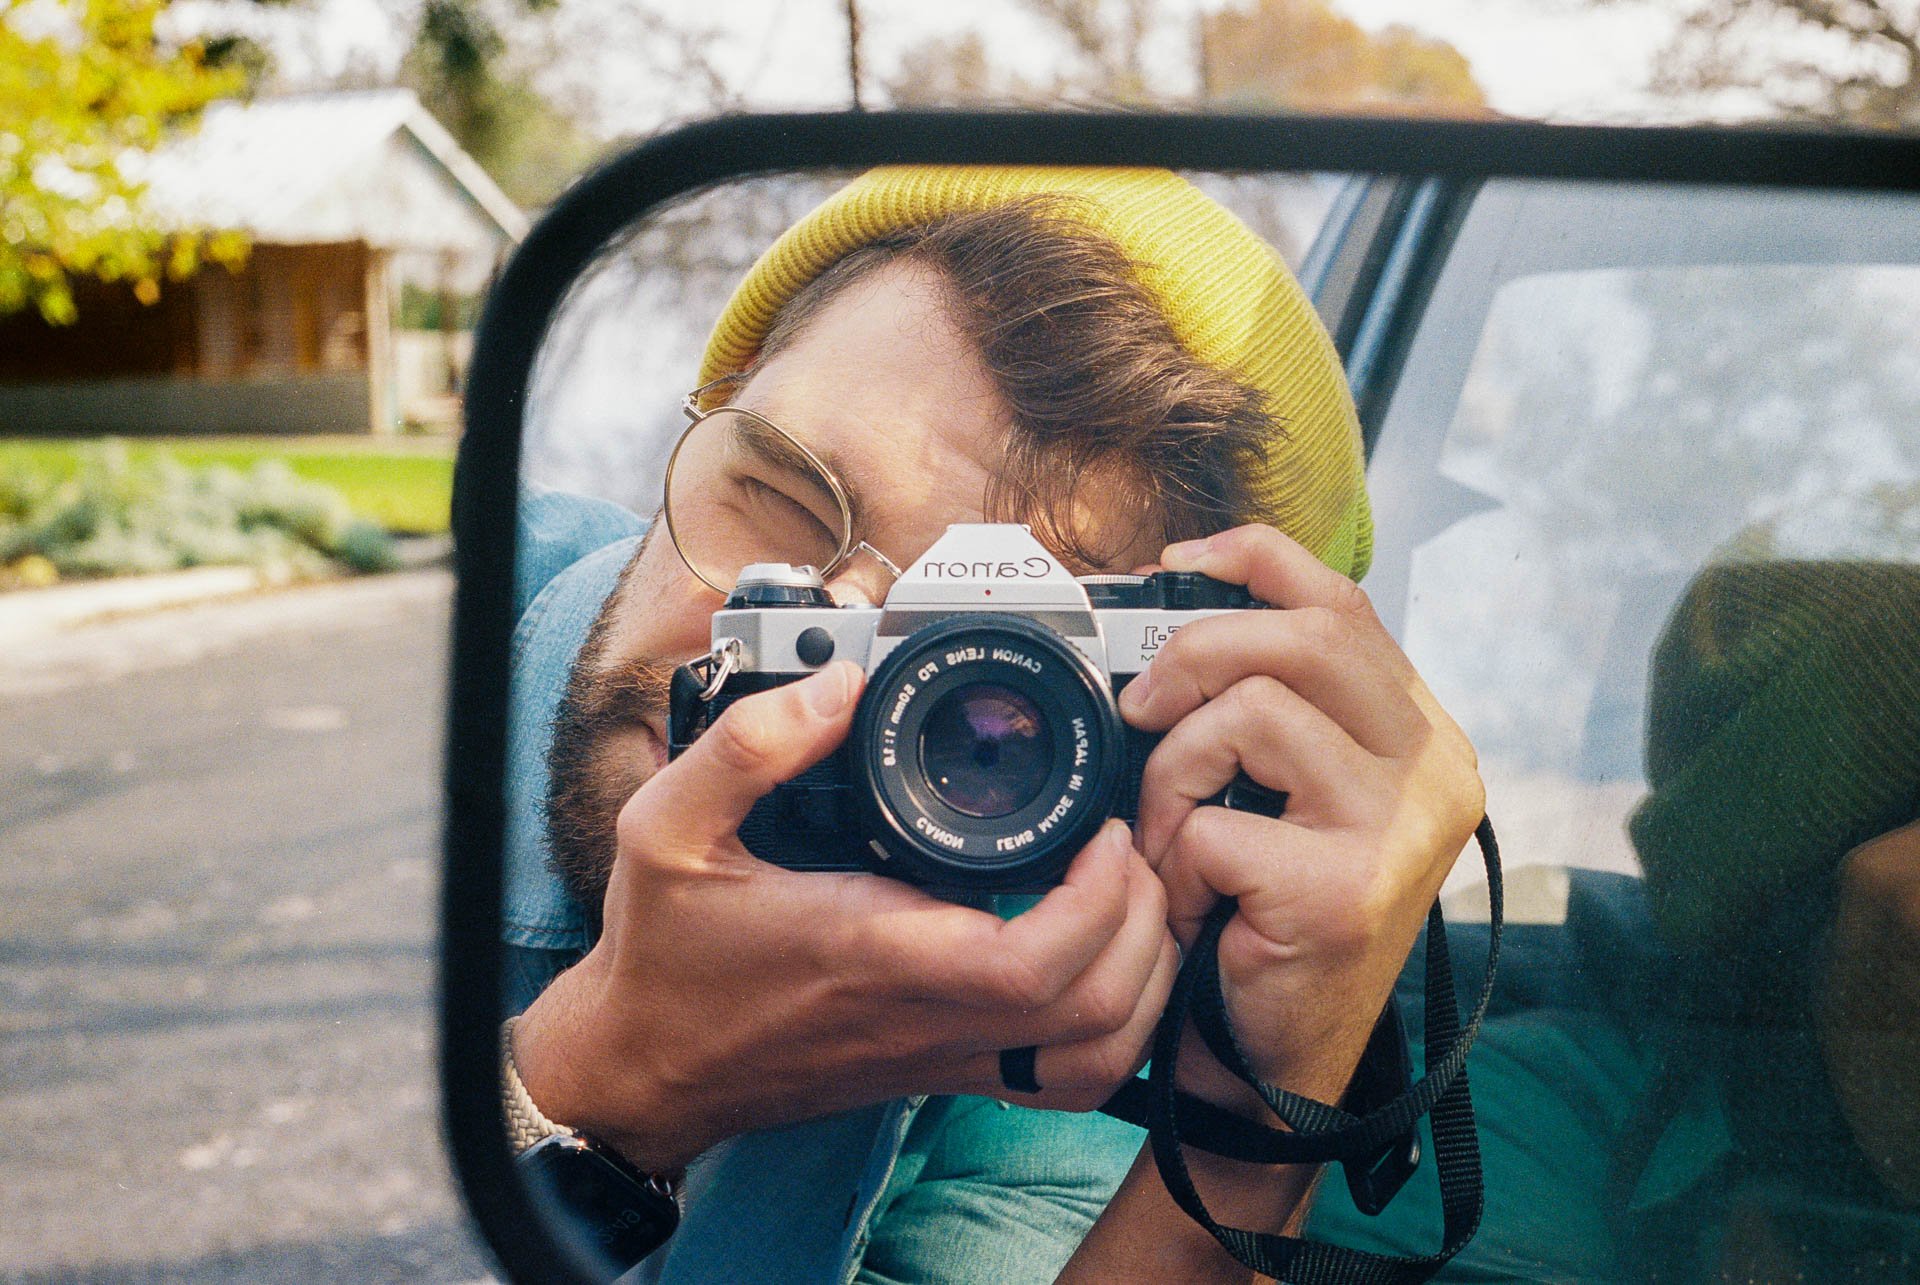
1120,523,1485,1107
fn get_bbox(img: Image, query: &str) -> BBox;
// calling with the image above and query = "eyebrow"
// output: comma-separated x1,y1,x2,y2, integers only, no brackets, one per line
727,411,867,534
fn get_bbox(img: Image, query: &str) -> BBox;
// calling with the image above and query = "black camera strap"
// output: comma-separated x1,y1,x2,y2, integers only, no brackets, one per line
1096,816,1503,1284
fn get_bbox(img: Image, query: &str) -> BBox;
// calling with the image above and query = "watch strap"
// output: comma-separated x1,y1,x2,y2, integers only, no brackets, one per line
502,1016,682,1271
501,1015,575,1153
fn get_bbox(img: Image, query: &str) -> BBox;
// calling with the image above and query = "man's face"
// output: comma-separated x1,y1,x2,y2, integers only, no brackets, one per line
546,260,1161,894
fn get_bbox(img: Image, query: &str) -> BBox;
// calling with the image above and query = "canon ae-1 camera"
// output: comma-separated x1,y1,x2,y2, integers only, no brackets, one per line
668,523,1283,893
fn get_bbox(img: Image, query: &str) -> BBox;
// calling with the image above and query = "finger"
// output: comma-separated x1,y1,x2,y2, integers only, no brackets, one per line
1162,525,1419,684
1163,523,1375,614
972,845,1171,1046
617,661,863,857
948,927,1181,1110
1119,608,1423,756
1153,803,1336,949
1135,674,1379,869
864,819,1134,1010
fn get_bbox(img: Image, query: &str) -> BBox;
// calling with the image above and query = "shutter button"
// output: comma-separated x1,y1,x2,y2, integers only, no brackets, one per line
796,627,836,666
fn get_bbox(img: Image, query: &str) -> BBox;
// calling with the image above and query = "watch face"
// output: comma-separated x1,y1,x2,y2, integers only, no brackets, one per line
519,1135,679,1271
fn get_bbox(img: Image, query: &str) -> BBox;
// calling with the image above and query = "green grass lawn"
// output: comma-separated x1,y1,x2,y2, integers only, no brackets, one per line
0,436,456,535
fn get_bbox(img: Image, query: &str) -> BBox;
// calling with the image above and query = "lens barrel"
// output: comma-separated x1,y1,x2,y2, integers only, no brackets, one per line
849,615,1124,891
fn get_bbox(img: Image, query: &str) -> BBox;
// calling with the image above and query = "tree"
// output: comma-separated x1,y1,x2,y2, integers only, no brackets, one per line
0,0,246,323
395,13,591,208
397,0,600,209
886,0,1487,116
1632,0,1920,128
1200,0,1488,116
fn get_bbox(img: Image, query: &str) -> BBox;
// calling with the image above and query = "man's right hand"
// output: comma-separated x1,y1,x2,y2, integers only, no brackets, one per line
511,660,1180,1173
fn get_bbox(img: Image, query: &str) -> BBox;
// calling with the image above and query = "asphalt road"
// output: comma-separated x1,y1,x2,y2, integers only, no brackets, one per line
0,572,499,1283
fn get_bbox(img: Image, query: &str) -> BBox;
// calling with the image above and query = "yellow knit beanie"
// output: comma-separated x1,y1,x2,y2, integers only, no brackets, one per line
701,166,1372,581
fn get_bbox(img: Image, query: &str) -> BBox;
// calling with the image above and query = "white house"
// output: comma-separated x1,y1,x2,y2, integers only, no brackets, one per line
0,90,528,436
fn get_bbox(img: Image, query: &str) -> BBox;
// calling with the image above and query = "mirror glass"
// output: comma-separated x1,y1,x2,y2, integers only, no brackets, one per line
488,164,1920,1282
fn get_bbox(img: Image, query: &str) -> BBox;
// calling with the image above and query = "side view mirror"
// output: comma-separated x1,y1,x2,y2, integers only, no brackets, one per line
444,111,1920,1283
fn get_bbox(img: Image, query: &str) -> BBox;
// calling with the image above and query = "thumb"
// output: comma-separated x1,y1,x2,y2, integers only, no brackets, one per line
617,661,864,857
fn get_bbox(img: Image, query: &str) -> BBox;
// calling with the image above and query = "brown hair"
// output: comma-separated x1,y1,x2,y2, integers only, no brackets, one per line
751,196,1276,569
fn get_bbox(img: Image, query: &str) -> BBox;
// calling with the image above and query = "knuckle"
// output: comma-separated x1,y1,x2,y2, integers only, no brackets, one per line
1458,770,1488,825
1457,728,1483,777
1842,846,1890,898
1328,576,1378,624
1224,674,1287,727
1296,604,1356,655
1038,1081,1107,1113
1426,752,1486,839
987,949,1063,1012
1843,833,1918,905
1083,1035,1146,1089
1140,868,1169,922
1179,801,1234,851
1157,619,1205,671
1073,977,1134,1035
704,701,783,775
1227,521,1279,555
1328,872,1394,957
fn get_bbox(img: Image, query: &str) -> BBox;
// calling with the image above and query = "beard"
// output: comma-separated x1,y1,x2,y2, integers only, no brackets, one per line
544,536,679,932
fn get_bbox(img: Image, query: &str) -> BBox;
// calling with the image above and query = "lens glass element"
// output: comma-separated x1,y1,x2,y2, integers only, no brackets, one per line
918,683,1053,819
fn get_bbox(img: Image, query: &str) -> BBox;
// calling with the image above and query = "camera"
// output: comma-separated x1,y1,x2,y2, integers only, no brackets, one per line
668,524,1282,893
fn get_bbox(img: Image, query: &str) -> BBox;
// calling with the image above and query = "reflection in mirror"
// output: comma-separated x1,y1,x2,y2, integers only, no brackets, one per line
521,171,1340,512
483,164,1920,1283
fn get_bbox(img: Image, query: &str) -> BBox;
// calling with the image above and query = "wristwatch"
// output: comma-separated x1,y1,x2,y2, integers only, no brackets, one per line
502,1018,680,1270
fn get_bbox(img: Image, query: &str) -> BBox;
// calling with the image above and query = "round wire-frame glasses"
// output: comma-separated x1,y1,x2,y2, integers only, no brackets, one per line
663,374,902,595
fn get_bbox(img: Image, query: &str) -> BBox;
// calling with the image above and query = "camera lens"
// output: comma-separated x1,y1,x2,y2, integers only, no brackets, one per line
850,614,1126,892
918,683,1052,818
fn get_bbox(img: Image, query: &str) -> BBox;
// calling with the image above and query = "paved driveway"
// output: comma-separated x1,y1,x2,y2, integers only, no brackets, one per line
0,572,497,1283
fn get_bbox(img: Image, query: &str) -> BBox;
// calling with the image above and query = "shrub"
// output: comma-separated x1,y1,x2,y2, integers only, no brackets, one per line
0,441,398,585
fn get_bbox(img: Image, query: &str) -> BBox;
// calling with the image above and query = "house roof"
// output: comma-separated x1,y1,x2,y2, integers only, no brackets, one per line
141,89,529,252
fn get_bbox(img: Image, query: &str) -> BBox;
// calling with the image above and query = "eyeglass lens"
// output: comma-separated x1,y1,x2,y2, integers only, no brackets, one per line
664,407,851,592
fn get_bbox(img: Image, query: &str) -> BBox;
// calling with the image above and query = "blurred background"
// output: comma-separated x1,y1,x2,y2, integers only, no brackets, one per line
3,1,1917,1280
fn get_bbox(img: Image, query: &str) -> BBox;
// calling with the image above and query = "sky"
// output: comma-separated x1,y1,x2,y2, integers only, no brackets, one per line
1336,0,1681,120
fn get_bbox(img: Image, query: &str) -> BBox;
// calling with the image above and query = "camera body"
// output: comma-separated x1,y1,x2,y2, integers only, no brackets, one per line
669,523,1273,893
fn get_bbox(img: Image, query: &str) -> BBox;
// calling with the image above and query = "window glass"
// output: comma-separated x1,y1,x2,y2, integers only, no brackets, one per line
1325,181,1920,1281
1411,262,1920,879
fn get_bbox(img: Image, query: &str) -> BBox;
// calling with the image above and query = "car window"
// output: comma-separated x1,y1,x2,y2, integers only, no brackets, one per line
451,137,1920,1283
1332,180,1920,1279
1367,182,1920,877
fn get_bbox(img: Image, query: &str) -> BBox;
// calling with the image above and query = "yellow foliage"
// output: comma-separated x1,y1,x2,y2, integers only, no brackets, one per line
0,0,247,323
7,554,60,589
1202,0,1489,117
